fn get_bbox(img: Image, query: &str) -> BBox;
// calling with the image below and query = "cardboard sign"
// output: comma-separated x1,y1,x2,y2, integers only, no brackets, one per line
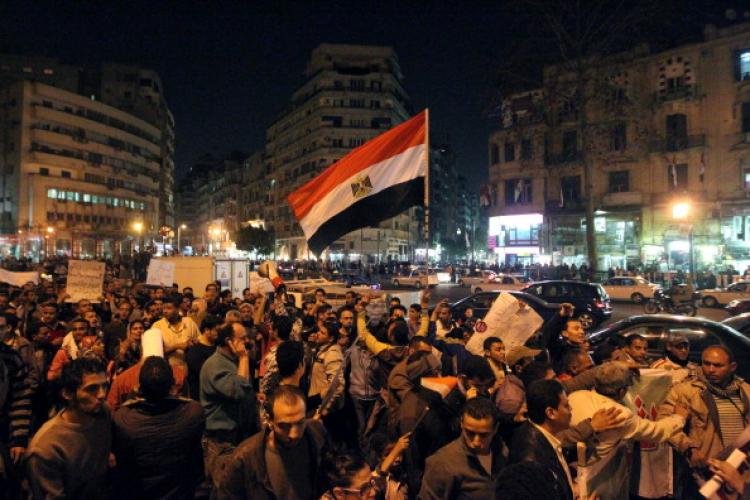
66,260,105,302
0,269,39,287
146,260,175,287
483,292,543,349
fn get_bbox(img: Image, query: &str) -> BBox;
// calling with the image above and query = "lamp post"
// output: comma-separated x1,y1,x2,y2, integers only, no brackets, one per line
672,201,693,281
45,226,54,256
177,224,187,255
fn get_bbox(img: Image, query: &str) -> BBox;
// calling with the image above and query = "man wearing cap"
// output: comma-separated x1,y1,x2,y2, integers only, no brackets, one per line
569,362,689,499
650,333,698,375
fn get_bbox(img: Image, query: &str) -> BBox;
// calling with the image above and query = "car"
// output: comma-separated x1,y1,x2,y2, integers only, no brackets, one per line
521,280,612,330
458,270,497,287
700,281,750,307
470,274,531,294
601,276,660,304
449,290,561,324
726,298,750,316
589,314,750,380
338,274,381,290
722,313,750,336
391,268,440,289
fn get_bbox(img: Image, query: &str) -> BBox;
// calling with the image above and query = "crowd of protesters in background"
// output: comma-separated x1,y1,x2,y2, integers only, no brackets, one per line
0,254,749,498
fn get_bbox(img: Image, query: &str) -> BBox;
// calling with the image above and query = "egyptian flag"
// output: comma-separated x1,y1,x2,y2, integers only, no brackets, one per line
288,111,427,255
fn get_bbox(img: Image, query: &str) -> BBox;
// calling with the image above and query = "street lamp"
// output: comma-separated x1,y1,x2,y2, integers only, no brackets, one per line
177,224,187,255
672,201,693,280
132,221,144,254
45,226,55,256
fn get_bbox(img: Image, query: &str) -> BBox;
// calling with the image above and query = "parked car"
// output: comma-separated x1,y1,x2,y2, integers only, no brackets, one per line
337,274,381,289
700,281,750,307
391,268,440,289
521,280,612,329
449,290,561,324
602,276,660,304
726,298,750,316
458,270,497,287
470,274,531,294
722,313,750,336
588,314,750,379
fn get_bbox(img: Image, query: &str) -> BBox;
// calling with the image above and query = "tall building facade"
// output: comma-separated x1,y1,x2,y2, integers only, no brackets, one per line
487,22,750,273
0,55,175,257
248,44,417,262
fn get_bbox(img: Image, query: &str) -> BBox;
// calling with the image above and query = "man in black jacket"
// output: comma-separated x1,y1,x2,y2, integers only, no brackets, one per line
510,379,575,500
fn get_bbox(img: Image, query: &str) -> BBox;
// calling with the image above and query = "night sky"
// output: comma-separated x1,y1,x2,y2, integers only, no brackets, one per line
0,0,744,187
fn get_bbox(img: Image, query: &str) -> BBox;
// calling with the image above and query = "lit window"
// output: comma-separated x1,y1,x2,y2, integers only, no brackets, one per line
741,52,750,81
83,194,91,203
43,68,54,75
47,188,57,198
744,168,750,191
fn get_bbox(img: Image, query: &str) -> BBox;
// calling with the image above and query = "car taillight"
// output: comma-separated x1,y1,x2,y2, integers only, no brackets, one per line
595,300,606,308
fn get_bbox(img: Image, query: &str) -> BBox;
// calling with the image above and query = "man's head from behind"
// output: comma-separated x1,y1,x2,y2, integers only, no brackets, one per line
594,362,633,401
460,355,496,397
139,356,174,401
277,341,305,382
268,385,307,448
461,396,499,455
526,379,571,433
273,315,294,342
61,357,108,414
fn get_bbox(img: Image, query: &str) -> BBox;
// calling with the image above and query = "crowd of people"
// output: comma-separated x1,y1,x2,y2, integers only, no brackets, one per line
0,263,750,499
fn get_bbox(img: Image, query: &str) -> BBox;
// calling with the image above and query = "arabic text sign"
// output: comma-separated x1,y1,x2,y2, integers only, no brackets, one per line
66,260,105,302
147,260,176,286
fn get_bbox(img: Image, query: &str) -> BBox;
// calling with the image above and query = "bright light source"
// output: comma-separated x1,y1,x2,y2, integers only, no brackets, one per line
672,202,690,220
132,222,144,233
180,224,187,229
46,226,54,233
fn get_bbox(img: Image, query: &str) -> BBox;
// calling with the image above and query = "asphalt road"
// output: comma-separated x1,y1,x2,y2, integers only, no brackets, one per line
382,283,730,326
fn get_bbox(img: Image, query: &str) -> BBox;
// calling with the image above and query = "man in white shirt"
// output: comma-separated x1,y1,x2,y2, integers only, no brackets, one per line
153,298,199,368
569,362,689,500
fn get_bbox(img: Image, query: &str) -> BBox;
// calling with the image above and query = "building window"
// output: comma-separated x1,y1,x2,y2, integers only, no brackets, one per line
743,168,750,190
666,114,688,151
610,122,627,151
349,99,365,108
504,142,515,162
43,68,54,75
562,130,578,160
561,176,582,203
521,139,532,160
667,164,688,190
504,178,532,205
738,51,750,81
39,167,49,176
61,171,71,179
349,80,365,90
609,170,630,193
742,102,750,134
491,144,499,164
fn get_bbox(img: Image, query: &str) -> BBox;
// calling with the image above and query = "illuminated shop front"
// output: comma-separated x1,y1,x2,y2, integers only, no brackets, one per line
488,213,544,265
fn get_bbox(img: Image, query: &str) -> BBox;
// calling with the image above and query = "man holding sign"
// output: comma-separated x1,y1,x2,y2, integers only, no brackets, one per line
65,261,105,304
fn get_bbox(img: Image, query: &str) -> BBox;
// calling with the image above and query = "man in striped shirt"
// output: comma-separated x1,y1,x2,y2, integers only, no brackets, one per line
659,345,750,493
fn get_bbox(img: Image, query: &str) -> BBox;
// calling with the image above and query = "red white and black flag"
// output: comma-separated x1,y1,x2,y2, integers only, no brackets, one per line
288,111,427,255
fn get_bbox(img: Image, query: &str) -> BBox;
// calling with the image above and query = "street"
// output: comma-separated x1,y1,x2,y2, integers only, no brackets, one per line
383,283,730,326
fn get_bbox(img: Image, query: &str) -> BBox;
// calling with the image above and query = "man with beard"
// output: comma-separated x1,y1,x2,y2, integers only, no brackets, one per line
25,358,111,499
154,298,199,369
218,385,328,499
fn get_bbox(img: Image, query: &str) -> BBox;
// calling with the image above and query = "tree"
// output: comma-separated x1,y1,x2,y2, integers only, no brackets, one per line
234,225,274,256
494,0,665,274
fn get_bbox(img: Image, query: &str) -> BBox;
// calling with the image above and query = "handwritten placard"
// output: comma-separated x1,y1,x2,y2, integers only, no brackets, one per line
66,260,105,302
147,260,176,287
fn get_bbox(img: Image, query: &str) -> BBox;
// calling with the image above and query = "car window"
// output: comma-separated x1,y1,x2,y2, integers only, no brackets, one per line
729,283,744,292
543,284,559,297
605,278,617,285
502,277,514,284
526,285,543,296
622,278,634,286
469,294,497,310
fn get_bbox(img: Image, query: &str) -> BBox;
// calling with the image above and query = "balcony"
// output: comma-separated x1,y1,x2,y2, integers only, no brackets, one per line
545,199,585,213
653,85,702,104
544,151,582,166
648,134,705,153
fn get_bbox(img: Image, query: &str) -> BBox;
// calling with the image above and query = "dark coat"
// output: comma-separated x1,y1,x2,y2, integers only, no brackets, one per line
509,422,574,500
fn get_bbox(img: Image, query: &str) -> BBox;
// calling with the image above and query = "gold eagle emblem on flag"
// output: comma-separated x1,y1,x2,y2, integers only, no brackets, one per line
350,175,373,199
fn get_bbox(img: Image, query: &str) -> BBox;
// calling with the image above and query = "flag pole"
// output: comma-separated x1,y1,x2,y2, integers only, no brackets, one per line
423,108,430,265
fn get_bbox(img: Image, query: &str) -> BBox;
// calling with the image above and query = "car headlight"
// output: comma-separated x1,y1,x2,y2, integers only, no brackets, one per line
728,300,739,307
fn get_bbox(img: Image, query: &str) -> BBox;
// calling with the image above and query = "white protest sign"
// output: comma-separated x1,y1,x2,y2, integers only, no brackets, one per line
0,269,39,286
66,260,105,302
146,260,176,286
231,261,248,298
482,292,543,349
249,271,275,294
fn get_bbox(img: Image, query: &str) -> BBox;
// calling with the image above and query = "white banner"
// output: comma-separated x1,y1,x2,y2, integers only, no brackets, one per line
482,292,543,349
0,269,39,286
66,260,105,302
146,260,175,287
